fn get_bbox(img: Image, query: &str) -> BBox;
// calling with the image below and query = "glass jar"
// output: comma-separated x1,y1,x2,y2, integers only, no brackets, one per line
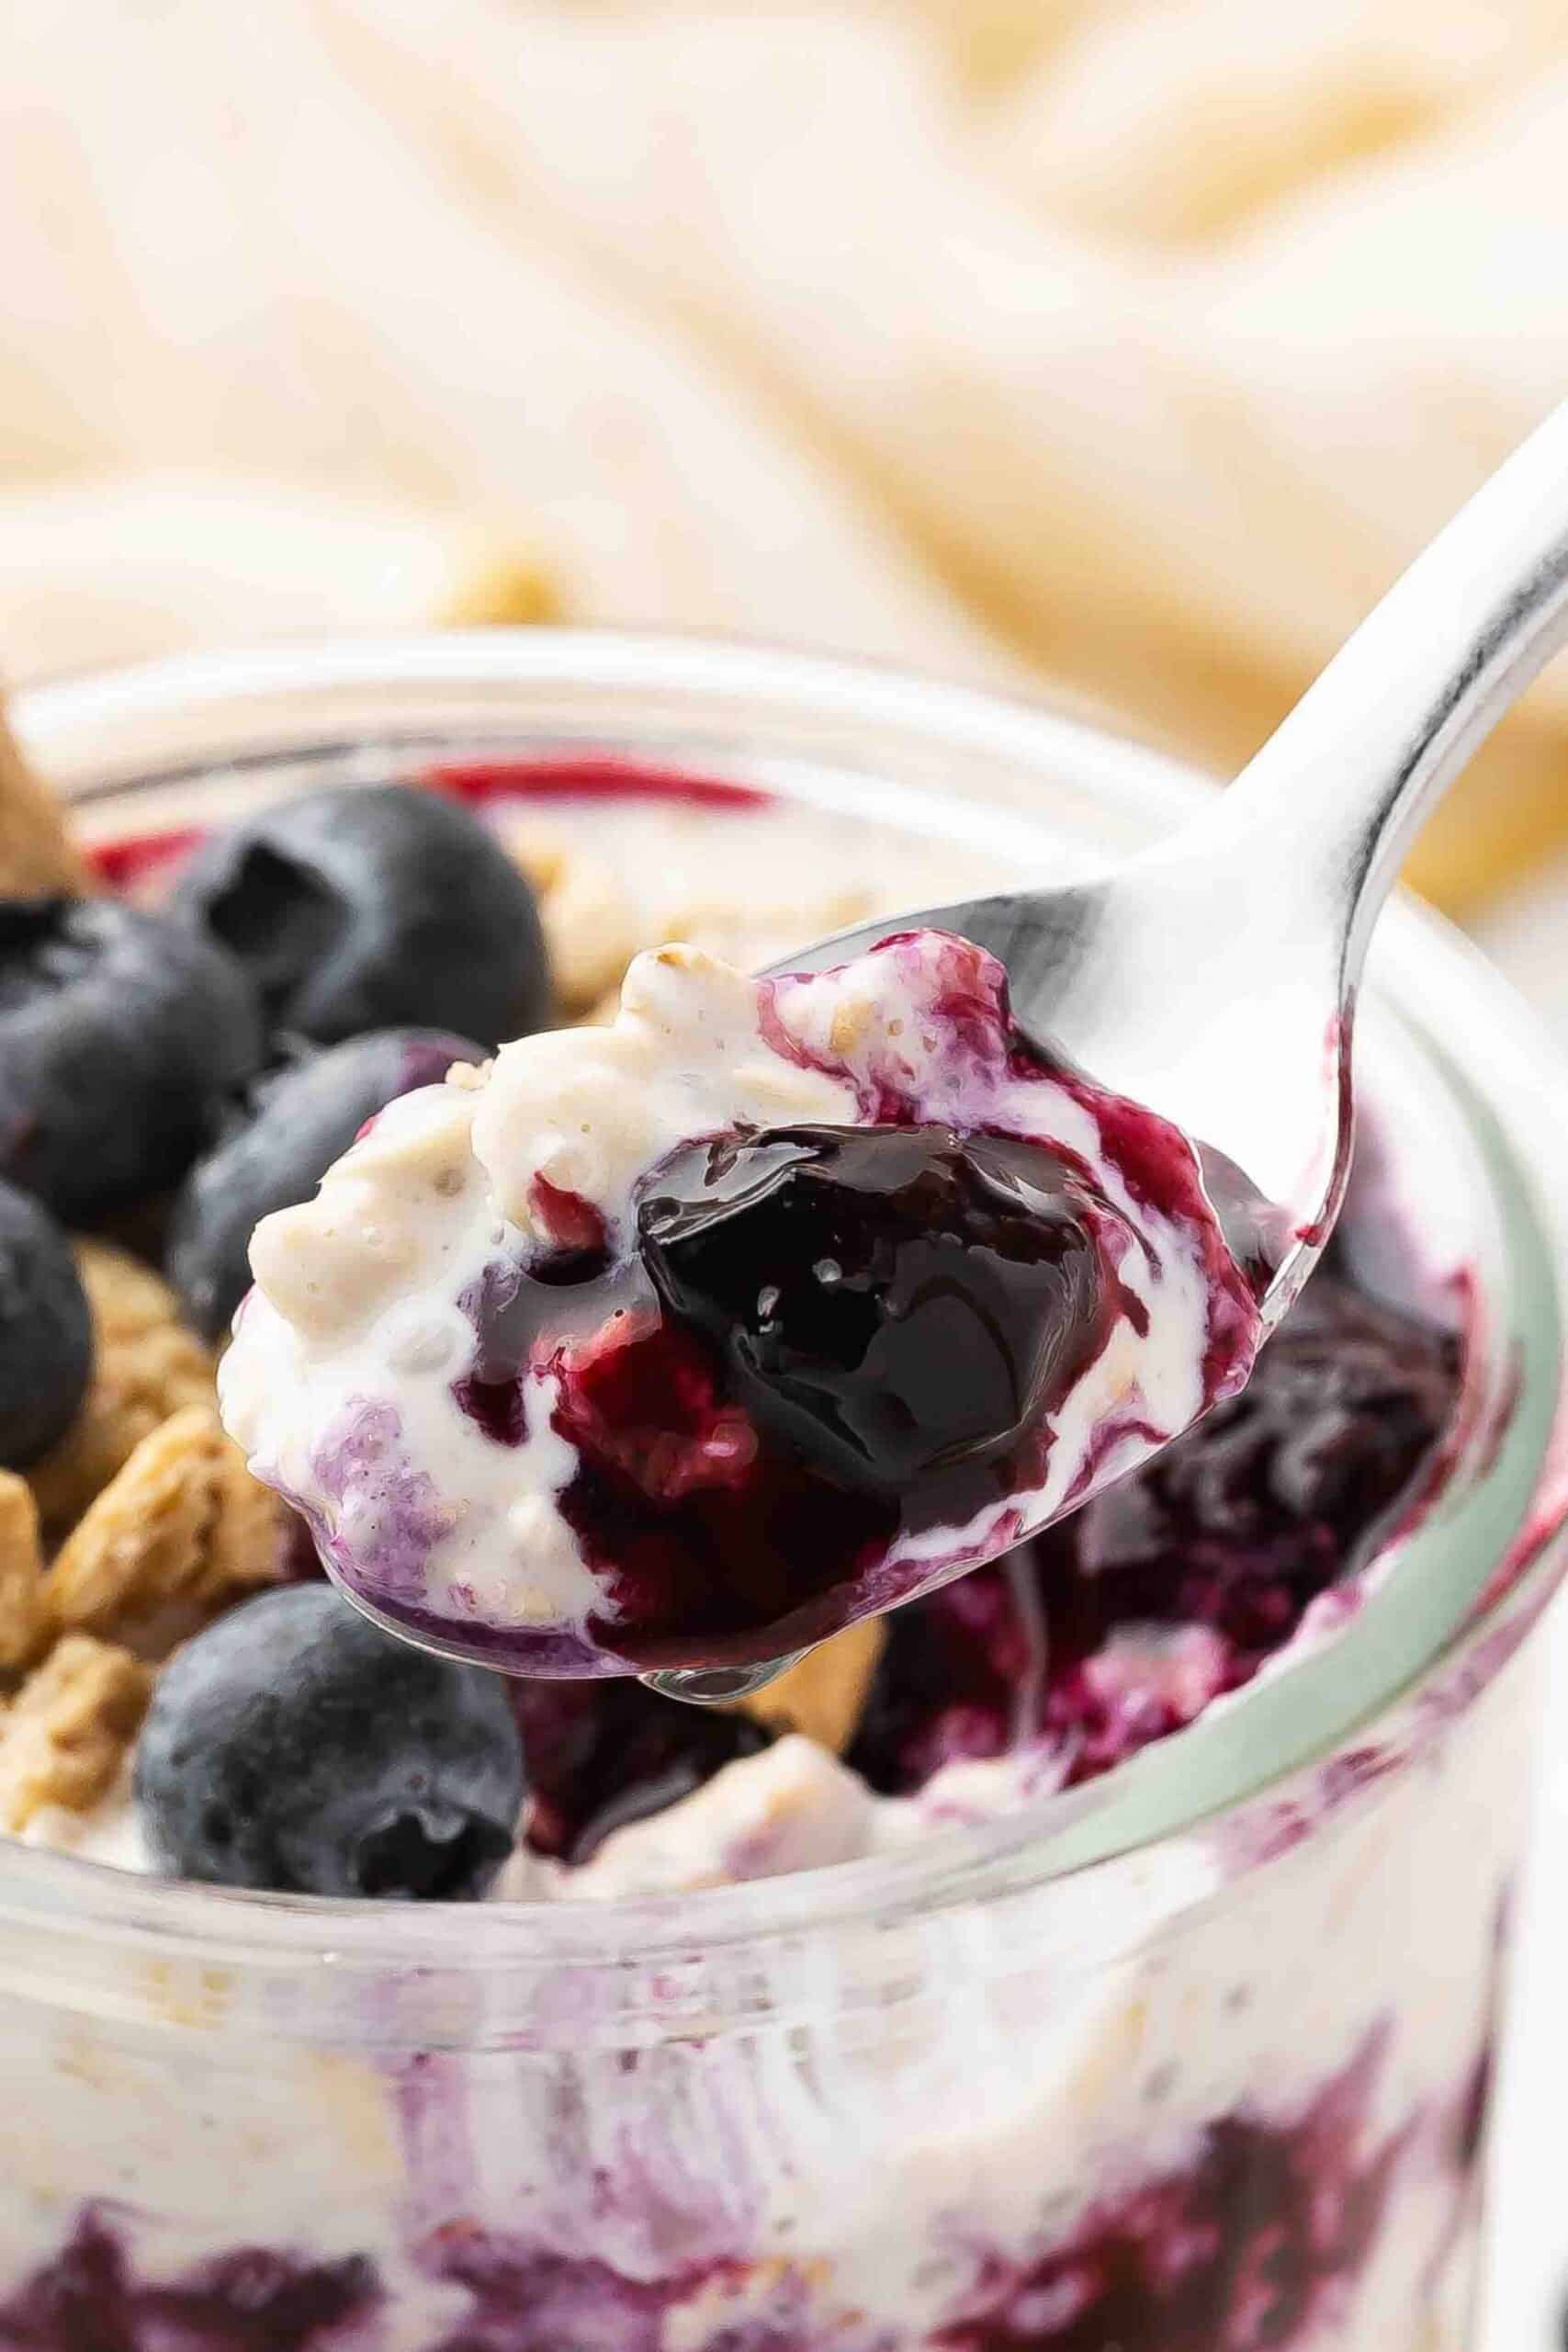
2,630,1563,2352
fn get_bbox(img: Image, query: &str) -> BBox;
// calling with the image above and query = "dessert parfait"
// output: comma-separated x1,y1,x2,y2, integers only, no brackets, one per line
0,635,1559,2352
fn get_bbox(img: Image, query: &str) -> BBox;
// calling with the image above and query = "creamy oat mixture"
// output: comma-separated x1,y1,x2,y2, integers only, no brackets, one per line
219,923,1259,1677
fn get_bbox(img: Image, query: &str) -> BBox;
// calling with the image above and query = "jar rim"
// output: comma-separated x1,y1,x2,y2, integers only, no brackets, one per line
6,626,1565,1982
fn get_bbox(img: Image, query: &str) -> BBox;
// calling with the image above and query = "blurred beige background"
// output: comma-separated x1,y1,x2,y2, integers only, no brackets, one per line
3,0,1568,914
3,6,1568,2344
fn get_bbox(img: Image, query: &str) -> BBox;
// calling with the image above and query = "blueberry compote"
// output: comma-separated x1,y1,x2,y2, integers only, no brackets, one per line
525,1118,1121,1670
223,925,1264,1679
425,1083,1183,1669
0,2028,1422,2352
639,1124,1114,1503
436,1130,1092,1673
513,1674,773,1863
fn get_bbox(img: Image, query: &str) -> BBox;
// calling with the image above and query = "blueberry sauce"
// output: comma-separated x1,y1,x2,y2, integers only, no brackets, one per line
0,2211,378,2352
430,1096,1145,1674
849,1265,1459,1795
425,755,767,813
936,2031,1406,2351
460,1257,1461,1844
526,1178,610,1274
450,1369,531,1450
638,1125,1114,1502
419,2233,685,2352
0,2022,1480,2352
299,1401,454,1610
552,1309,898,1670
467,1118,1113,1674
432,946,1259,1672
449,1258,536,1450
83,759,763,899
512,1672,773,1862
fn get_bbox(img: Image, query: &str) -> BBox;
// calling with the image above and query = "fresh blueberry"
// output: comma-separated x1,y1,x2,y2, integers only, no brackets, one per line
637,1122,1111,1499
168,1027,487,1340
134,1585,526,1898
172,783,550,1049
0,1179,91,1466
0,898,264,1220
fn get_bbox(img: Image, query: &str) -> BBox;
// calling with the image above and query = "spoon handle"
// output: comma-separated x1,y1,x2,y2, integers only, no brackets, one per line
1214,399,1568,976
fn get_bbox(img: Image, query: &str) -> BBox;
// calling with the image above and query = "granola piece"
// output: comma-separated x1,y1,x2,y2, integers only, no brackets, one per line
505,827,645,1015
201,1435,288,1602
39,1406,279,1656
42,1406,225,1646
507,824,569,899
28,1242,215,1538
0,1473,44,1672
75,1237,190,1346
541,854,641,1015
728,1617,887,1755
440,548,566,629
0,1635,152,1829
0,696,92,897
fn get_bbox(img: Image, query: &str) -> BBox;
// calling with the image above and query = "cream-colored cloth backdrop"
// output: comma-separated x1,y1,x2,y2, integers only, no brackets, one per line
1,0,1565,907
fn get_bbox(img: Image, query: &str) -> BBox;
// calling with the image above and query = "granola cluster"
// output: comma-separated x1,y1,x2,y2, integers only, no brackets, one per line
0,1244,288,1828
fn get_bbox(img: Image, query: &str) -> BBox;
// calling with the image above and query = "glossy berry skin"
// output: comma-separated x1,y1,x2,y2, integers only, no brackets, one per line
172,783,549,1050
0,1179,91,1466
134,1585,525,1899
637,1122,1111,1502
168,1027,487,1340
0,898,264,1219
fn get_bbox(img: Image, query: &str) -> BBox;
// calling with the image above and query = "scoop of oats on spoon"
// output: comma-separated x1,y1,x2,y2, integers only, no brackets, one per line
218,405,1568,1699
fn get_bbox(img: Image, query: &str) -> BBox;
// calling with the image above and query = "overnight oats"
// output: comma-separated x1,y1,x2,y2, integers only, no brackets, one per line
0,634,1560,2351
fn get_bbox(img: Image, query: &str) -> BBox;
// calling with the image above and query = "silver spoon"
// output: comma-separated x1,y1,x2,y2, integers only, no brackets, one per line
649,399,1568,1705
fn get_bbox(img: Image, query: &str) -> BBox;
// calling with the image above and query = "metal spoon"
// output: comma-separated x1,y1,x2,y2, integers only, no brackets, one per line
649,400,1568,1705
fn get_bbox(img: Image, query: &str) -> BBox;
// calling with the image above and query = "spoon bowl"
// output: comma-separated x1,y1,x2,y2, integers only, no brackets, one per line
762,400,1568,1327
650,400,1568,1703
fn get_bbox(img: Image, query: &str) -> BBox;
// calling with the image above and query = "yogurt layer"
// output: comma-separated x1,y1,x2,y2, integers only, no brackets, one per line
220,926,1261,1675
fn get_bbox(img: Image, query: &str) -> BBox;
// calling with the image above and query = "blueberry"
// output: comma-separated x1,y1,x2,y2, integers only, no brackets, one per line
134,1585,526,1898
0,898,264,1220
172,784,550,1049
168,1027,487,1340
637,1122,1111,1499
0,1180,91,1465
